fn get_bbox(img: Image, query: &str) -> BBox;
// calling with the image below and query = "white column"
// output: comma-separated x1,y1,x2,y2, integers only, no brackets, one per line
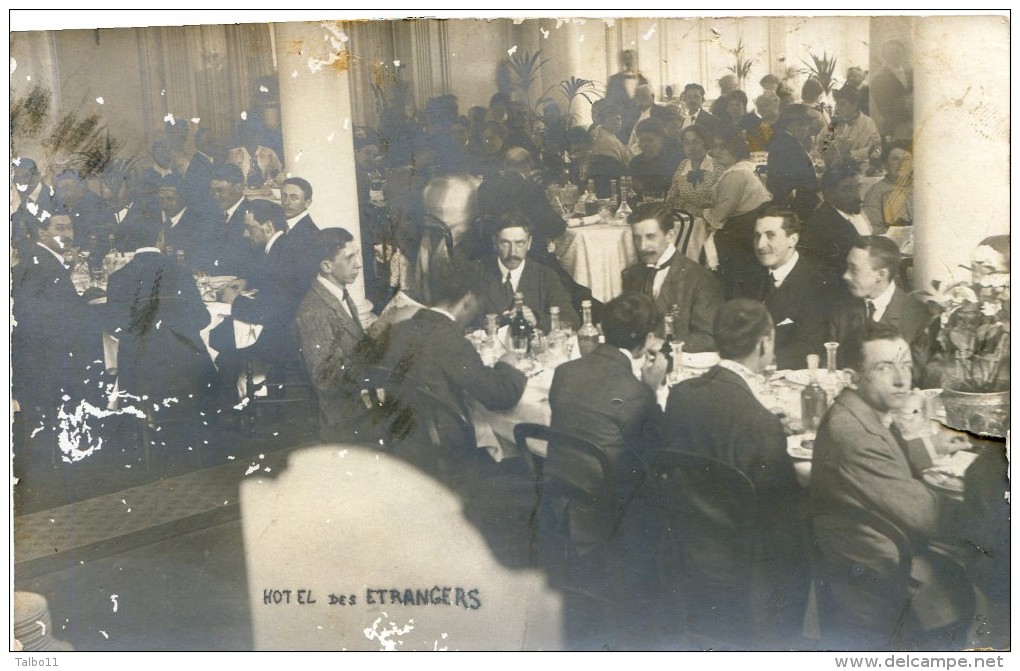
273,20,374,323
912,16,1010,291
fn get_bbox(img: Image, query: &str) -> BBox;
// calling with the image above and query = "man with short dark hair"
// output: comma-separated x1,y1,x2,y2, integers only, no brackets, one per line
827,236,932,372
741,207,832,369
473,212,578,333
680,83,724,138
605,49,648,142
277,176,322,304
158,179,206,260
202,162,255,274
295,227,371,441
811,323,972,649
817,86,881,169
800,163,866,283
766,104,820,221
550,292,666,496
663,298,806,647
622,202,724,349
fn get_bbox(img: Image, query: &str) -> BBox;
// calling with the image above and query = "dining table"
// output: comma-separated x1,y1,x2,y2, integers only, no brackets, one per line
555,215,636,304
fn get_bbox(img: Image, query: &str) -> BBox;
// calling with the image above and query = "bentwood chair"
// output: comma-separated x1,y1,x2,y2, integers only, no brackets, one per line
648,449,760,649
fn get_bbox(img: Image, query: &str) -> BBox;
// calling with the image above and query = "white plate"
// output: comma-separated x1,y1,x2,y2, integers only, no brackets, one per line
681,351,720,369
786,434,815,460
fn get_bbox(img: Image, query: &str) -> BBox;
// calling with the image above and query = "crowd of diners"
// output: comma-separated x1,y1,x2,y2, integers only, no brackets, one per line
10,41,1009,651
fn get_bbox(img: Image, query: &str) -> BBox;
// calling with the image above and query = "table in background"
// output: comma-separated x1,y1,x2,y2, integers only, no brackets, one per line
556,221,635,304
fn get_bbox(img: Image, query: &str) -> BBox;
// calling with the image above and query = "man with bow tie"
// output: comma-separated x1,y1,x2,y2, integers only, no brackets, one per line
621,202,723,350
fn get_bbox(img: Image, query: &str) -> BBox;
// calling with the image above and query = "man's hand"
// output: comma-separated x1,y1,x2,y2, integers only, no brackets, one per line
503,305,538,328
219,279,247,305
641,350,668,390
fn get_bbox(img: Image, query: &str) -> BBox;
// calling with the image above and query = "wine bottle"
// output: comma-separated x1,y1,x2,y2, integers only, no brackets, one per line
660,315,675,374
584,179,599,216
510,292,533,356
577,299,600,357
801,354,828,432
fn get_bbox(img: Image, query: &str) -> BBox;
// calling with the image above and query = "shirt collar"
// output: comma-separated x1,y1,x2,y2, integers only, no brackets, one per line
769,251,800,286
316,274,350,306
868,280,897,314
429,307,457,323
617,348,644,381
36,241,67,266
135,247,161,254
649,244,676,269
167,207,186,227
285,211,308,231
717,359,760,388
224,197,244,221
264,230,284,254
497,258,526,288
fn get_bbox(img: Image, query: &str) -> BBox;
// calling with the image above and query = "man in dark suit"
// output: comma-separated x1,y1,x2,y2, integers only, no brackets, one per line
870,40,913,141
680,83,724,139
11,213,97,418
811,323,972,649
183,128,219,219
199,162,255,275
157,180,207,262
368,260,527,457
10,158,54,249
827,236,932,373
52,168,117,257
664,298,807,646
622,203,724,350
277,177,322,303
605,49,648,143
473,212,578,333
295,228,371,442
739,207,832,370
800,163,866,286
550,292,666,498
104,220,214,410
623,84,670,154
766,104,820,221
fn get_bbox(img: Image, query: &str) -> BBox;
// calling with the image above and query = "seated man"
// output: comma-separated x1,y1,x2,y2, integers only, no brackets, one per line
104,220,214,411
295,227,371,442
801,163,867,286
828,236,932,372
627,118,679,198
663,299,807,646
474,212,579,333
739,207,832,370
549,292,666,498
158,178,207,262
622,202,724,349
817,86,881,170
366,260,527,464
197,162,256,275
811,323,973,649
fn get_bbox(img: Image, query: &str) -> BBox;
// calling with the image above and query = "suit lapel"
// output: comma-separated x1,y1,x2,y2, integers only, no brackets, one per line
880,286,905,329
312,281,361,338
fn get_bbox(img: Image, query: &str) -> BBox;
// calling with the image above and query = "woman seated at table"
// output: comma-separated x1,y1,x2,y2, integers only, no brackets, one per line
627,118,680,201
862,143,913,234
665,125,721,215
589,100,633,169
718,90,749,134
703,133,773,295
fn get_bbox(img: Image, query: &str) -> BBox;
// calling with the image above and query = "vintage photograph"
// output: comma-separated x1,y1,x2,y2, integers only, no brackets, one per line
9,11,1010,654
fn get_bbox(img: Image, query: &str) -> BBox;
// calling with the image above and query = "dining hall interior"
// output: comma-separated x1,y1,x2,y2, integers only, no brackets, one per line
9,12,1011,653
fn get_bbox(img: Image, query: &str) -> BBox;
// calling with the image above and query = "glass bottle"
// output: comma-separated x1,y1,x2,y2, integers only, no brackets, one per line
584,179,599,216
510,292,533,356
616,176,633,222
546,306,565,365
625,175,639,207
609,178,619,211
801,354,828,432
660,315,675,375
669,340,686,386
822,341,842,403
577,299,600,357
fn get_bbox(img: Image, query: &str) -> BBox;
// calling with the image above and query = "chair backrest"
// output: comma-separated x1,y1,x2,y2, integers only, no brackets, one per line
513,423,621,559
649,449,758,584
808,502,915,647
671,209,697,256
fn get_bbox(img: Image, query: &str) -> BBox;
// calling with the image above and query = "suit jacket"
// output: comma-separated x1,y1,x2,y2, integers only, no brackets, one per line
621,252,724,351
549,344,662,495
736,256,833,370
294,279,368,439
371,309,527,450
183,152,218,218
162,207,209,262
606,71,649,141
474,257,579,333
12,244,95,411
827,285,932,371
105,251,214,400
688,109,725,139
767,129,820,220
810,389,969,631
800,202,861,284
196,199,256,275
870,67,913,137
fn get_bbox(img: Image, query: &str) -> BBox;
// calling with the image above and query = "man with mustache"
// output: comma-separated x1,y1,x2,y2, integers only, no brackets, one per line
800,162,867,287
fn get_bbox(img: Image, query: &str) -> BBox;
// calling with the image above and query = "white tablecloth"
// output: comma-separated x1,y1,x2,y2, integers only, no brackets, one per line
556,221,636,304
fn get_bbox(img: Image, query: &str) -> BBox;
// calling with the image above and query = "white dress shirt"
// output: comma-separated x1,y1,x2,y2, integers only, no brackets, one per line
717,358,770,407
867,280,897,322
497,258,527,293
649,245,676,299
164,207,187,228
285,210,309,231
264,230,284,255
836,206,873,236
618,348,645,381
317,275,355,319
769,251,800,288
224,197,244,223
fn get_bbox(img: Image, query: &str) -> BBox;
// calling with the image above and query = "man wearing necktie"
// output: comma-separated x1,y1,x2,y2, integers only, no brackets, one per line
679,83,724,139
621,202,724,350
742,207,831,370
826,235,932,373
295,227,371,441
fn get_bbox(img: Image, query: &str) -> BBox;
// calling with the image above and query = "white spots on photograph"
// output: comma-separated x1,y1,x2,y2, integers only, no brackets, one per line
10,57,16,74
12,156,21,166
100,630,109,639
540,27,550,39
191,117,201,124
291,69,299,79
263,467,272,473
26,202,38,215
110,595,119,612
603,19,615,28
342,118,351,130
363,615,414,651
642,25,657,40
393,60,400,67
164,113,175,125
30,425,44,439
233,397,250,411
507,45,518,56
155,320,161,330
579,34,585,43
224,501,229,505
337,449,348,458
321,21,348,43
259,85,270,93
245,463,261,476
294,150,304,163
272,431,279,436
160,89,165,96
259,453,265,459
326,133,335,143
49,519,55,524
26,75,31,81
96,97,105,105
345,471,352,476
227,455,235,460
35,621,45,636
240,110,248,121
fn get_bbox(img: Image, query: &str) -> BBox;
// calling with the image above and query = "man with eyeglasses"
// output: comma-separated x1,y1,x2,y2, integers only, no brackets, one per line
473,212,578,333
810,322,972,649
